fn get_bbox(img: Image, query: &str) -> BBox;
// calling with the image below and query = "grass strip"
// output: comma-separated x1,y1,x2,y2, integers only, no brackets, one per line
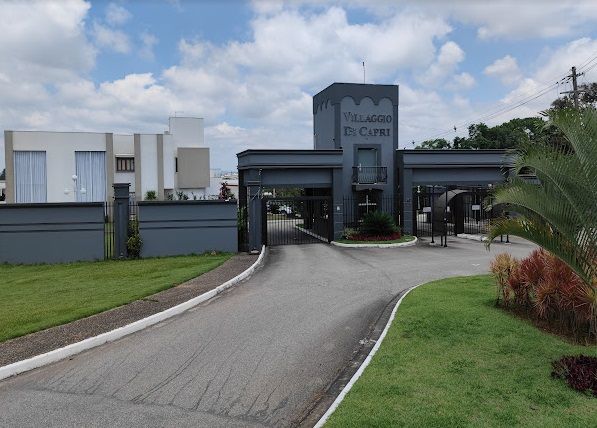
0,253,232,343
327,275,597,427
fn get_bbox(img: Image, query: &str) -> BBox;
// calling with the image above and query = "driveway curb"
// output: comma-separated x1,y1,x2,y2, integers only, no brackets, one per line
0,246,267,382
331,236,417,248
312,280,427,427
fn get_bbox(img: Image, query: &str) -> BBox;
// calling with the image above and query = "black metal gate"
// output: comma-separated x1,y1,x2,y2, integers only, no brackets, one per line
413,185,499,239
262,196,332,246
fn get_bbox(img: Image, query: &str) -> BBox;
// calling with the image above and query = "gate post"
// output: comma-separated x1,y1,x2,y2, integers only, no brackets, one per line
113,183,130,258
332,168,344,240
402,170,414,234
247,182,263,251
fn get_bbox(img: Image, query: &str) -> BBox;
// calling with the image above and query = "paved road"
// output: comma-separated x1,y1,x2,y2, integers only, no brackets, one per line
0,238,535,427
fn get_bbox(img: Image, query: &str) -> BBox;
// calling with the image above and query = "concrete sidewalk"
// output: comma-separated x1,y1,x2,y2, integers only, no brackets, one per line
0,238,535,427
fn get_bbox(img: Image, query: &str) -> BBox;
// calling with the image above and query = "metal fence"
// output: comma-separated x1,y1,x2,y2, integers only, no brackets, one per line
262,196,332,246
343,196,401,230
413,185,501,239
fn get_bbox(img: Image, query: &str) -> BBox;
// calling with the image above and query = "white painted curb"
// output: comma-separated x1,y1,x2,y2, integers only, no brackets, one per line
0,246,267,382
313,280,427,428
331,236,417,248
456,233,488,242
295,225,328,243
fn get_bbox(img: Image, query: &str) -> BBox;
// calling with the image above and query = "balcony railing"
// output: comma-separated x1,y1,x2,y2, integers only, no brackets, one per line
352,166,387,184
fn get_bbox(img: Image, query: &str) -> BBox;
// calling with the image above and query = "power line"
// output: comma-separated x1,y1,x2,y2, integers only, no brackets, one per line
410,60,596,145
413,82,557,143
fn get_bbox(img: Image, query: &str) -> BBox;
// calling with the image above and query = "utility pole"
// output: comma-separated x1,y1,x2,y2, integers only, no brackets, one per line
560,66,585,108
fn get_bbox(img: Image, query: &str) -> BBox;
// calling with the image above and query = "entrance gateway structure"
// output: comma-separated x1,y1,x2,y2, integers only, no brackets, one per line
238,83,512,251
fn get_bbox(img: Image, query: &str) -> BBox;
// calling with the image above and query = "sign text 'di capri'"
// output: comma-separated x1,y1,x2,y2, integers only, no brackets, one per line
343,111,392,137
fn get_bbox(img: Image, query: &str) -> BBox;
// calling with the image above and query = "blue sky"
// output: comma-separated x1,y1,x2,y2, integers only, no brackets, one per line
1,0,597,170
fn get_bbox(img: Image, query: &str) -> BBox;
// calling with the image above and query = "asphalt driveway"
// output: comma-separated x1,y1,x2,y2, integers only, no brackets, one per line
0,237,535,427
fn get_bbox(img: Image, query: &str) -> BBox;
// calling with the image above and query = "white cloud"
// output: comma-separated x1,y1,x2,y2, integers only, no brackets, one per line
448,72,476,91
448,1,597,40
0,0,94,82
419,41,465,86
105,2,131,26
484,55,522,85
92,22,131,54
139,32,158,60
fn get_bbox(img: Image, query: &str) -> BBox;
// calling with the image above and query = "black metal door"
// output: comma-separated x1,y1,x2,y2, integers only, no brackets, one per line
262,196,332,246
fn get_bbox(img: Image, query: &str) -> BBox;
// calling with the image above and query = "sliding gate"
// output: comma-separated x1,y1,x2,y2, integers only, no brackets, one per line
262,196,332,246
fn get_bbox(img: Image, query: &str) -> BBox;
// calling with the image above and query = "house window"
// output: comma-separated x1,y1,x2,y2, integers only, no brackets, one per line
116,157,135,172
76,151,106,202
14,151,47,203
175,157,178,173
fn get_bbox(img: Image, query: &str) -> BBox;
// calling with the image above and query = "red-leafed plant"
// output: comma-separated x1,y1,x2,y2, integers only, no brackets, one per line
552,355,597,397
490,253,518,306
491,250,595,340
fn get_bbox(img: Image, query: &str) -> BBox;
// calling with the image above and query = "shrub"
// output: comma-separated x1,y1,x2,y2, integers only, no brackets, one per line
491,250,595,339
552,355,597,397
517,248,547,306
342,228,358,239
490,253,518,306
145,190,157,200
127,220,142,258
360,211,399,237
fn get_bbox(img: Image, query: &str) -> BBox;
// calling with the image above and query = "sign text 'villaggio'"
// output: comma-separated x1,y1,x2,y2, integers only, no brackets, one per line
343,112,392,137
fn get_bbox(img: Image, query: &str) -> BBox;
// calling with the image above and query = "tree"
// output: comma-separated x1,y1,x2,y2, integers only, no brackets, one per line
218,181,235,200
415,138,451,150
486,108,597,332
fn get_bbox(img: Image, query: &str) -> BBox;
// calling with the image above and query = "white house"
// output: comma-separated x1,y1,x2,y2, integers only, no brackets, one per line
3,117,212,203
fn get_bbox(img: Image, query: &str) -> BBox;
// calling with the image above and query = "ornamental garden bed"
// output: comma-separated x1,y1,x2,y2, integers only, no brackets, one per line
338,211,415,245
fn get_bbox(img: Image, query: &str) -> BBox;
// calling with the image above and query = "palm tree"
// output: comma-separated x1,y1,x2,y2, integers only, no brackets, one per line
486,108,596,289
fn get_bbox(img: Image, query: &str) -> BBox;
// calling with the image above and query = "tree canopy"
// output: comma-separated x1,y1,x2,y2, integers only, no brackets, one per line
415,117,546,150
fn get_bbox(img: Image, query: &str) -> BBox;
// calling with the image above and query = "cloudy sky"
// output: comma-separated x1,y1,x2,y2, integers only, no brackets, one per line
1,0,597,171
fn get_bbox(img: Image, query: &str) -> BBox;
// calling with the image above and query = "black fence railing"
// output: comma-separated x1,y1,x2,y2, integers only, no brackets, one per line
343,196,401,230
351,166,387,184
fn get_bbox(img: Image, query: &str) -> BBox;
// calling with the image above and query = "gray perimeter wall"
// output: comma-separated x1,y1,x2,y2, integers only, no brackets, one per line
138,201,238,257
0,203,104,264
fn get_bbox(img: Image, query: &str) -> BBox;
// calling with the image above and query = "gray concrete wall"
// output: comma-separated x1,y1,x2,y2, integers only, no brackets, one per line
138,201,237,257
0,203,104,264
313,100,336,149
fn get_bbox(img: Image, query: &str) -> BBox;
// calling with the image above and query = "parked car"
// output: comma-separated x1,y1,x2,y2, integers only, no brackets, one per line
278,205,293,216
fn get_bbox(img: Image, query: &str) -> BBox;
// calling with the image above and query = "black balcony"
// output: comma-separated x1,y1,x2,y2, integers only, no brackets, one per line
352,166,387,184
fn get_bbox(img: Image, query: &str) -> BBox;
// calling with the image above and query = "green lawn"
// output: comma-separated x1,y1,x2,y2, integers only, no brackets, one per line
326,275,597,427
336,235,416,245
0,253,232,343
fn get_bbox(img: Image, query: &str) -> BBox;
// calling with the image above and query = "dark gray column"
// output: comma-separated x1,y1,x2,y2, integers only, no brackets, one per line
247,181,262,251
113,183,130,258
332,168,344,240
402,168,414,235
